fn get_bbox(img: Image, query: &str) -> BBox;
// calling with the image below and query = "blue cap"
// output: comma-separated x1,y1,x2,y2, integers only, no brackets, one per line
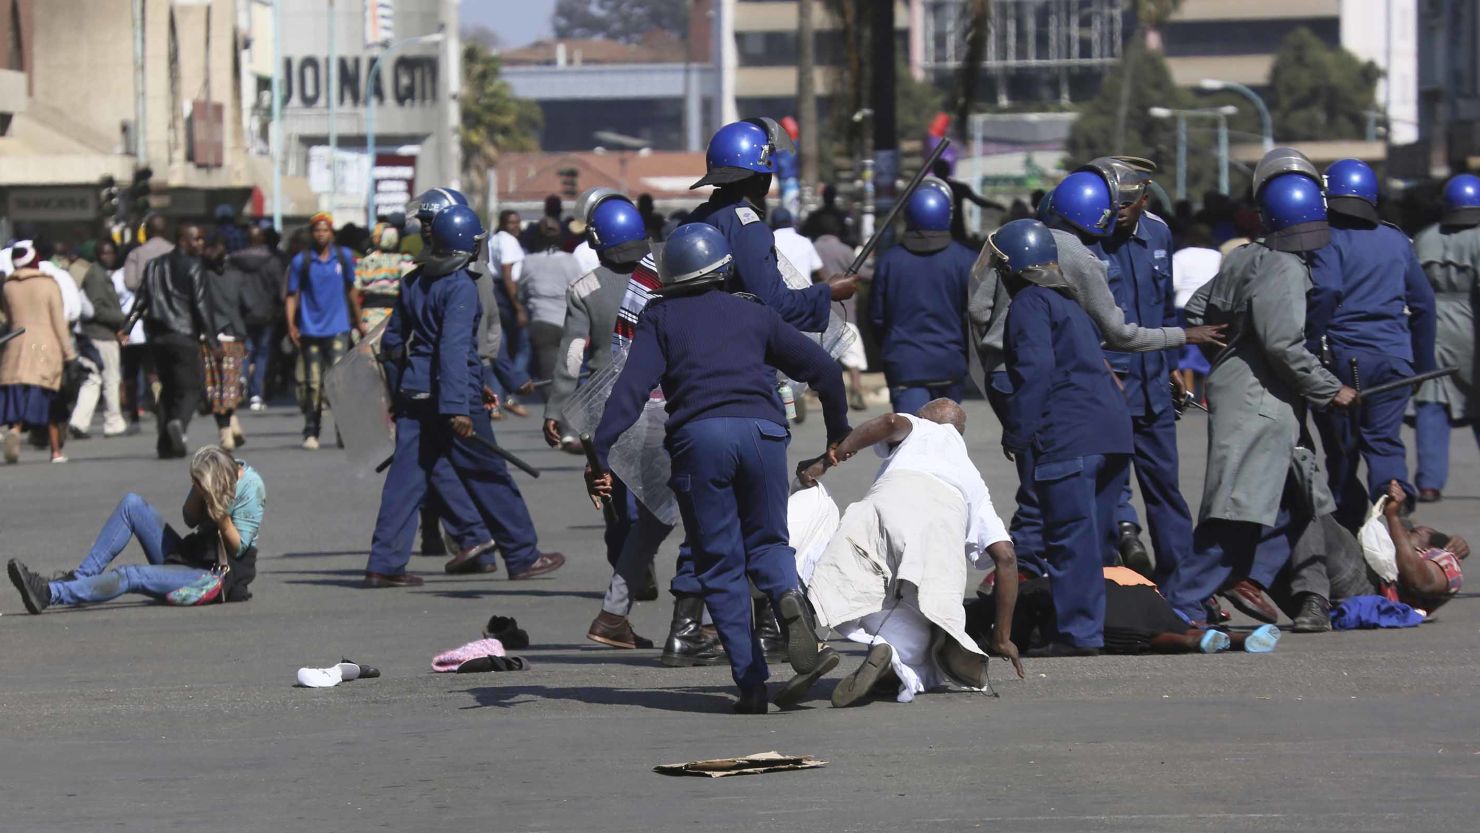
905,185,952,232
1259,172,1326,232
989,219,1058,274
1324,159,1378,205
588,197,646,251
1443,174,1480,211
1049,171,1115,237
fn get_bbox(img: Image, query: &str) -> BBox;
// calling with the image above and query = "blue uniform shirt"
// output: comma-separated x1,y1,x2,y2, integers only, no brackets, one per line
288,246,356,338
684,196,832,332
380,267,482,417
1003,284,1133,463
1308,219,1438,371
593,289,850,470
1097,212,1177,416
868,241,976,386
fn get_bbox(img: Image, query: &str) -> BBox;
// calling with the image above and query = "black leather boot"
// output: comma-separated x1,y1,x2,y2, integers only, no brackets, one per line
660,595,727,667
754,596,787,662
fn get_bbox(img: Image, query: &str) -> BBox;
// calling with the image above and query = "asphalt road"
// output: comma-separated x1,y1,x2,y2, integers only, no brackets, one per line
2,394,1478,832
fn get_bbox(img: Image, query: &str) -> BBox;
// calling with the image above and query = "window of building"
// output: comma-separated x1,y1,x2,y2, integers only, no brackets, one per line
1162,18,1340,57
8,0,23,71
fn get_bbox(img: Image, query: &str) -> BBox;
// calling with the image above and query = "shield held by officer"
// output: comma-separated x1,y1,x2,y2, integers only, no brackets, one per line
323,317,396,473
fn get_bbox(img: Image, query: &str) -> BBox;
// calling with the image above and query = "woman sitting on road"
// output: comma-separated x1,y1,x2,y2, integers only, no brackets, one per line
7,446,265,613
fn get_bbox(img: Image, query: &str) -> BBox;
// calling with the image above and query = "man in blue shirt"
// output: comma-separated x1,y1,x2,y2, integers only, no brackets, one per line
870,179,977,413
1085,158,1196,585
1308,159,1438,529
997,219,1132,655
685,119,857,332
286,213,363,449
590,224,852,714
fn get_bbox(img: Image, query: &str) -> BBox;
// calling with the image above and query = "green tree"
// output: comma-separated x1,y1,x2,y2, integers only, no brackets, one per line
461,43,543,208
1267,27,1381,141
552,0,690,44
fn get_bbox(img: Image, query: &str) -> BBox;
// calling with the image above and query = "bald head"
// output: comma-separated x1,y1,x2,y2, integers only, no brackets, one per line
144,213,169,241
916,398,966,435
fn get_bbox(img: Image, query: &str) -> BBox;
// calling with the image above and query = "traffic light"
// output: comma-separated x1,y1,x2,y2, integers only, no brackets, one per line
99,175,120,218
558,167,579,197
128,167,153,215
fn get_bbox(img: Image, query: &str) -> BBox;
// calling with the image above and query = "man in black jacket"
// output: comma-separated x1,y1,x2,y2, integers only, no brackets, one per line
123,224,215,459
235,225,285,411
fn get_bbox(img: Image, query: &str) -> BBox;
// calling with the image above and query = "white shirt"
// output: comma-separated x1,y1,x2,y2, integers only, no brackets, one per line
873,413,1010,566
112,267,146,344
38,259,86,323
492,230,525,282
772,227,823,278
1171,246,1221,309
572,240,600,277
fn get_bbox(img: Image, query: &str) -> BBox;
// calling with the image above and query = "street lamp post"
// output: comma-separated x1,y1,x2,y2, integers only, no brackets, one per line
365,31,446,223
1199,78,1272,151
1148,105,1240,199
327,0,338,204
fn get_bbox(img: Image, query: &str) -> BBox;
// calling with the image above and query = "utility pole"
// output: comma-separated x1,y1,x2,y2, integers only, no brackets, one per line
797,0,818,216
871,0,897,216
327,0,338,206
442,0,462,191
271,0,284,230
132,0,147,173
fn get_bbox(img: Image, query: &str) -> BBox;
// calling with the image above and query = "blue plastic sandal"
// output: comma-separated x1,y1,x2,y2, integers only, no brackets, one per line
1198,629,1231,654
1244,624,1281,653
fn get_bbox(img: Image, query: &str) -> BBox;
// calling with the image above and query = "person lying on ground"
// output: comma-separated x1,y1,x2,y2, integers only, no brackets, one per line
785,399,1025,708
971,566,1282,657
7,446,263,613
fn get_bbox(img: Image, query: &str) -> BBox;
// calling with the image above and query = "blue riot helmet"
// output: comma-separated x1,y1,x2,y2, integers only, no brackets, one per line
1258,171,1329,252
421,204,486,277
904,181,952,232
1324,158,1380,223
989,218,1058,274
1076,156,1157,208
690,118,796,189
655,223,732,294
1251,147,1322,200
588,196,647,257
1048,171,1116,238
1441,173,1480,225
413,187,469,223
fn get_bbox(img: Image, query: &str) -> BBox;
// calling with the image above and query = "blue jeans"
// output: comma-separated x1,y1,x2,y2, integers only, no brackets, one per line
889,381,963,415
668,417,800,690
49,493,208,605
244,323,275,401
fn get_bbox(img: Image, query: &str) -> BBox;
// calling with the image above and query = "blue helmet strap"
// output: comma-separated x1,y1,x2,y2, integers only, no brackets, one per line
901,229,951,254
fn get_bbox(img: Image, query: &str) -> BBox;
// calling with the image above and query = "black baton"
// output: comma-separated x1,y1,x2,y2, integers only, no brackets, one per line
845,138,952,277
466,432,541,478
580,433,620,525
1355,366,1458,400
0,327,25,347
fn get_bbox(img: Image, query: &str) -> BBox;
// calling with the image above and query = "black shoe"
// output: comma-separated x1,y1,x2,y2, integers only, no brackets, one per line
1118,522,1149,573
1291,594,1332,633
483,615,531,650
774,647,841,708
831,643,894,708
8,559,51,614
733,685,769,715
164,419,187,457
660,595,727,667
754,596,787,663
1030,641,1101,657
634,564,660,602
419,510,449,556
776,589,822,674
68,425,90,440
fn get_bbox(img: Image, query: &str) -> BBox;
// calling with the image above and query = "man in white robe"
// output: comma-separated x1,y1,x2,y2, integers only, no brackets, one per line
783,399,1025,707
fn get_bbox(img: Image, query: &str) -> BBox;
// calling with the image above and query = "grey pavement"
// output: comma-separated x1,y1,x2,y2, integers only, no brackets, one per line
2,396,1479,832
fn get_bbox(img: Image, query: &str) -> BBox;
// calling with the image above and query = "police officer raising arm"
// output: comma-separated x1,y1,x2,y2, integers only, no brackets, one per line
685,119,856,332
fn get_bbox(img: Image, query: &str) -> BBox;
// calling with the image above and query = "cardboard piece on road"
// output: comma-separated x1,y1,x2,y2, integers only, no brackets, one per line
654,751,827,778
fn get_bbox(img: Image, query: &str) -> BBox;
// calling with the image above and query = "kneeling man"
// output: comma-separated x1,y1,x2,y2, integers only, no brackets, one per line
788,399,1025,707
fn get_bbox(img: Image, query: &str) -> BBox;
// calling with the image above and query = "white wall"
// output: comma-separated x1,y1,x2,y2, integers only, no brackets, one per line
1342,0,1419,145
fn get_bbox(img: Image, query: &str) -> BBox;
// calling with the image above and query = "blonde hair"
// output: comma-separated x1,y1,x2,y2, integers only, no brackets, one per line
191,445,240,521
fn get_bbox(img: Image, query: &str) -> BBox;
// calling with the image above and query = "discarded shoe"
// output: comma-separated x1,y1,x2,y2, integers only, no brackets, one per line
484,615,531,650
432,638,506,672
1244,624,1282,653
455,655,528,673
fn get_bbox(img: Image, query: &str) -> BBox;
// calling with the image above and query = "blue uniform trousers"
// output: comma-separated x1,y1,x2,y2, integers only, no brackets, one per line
667,416,800,689
368,404,493,576
447,409,541,572
1109,406,1195,583
1413,402,1480,491
1163,481,1310,621
890,381,964,415
1312,351,1414,527
1036,452,1126,649
987,372,1048,577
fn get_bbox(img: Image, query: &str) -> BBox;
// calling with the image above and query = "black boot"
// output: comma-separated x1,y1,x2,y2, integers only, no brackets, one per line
635,564,659,602
1291,593,1332,633
419,507,448,556
776,588,822,674
1118,522,1149,574
661,595,727,667
754,596,787,663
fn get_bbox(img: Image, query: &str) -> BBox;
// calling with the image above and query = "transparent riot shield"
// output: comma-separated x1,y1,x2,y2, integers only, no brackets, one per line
323,318,395,473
